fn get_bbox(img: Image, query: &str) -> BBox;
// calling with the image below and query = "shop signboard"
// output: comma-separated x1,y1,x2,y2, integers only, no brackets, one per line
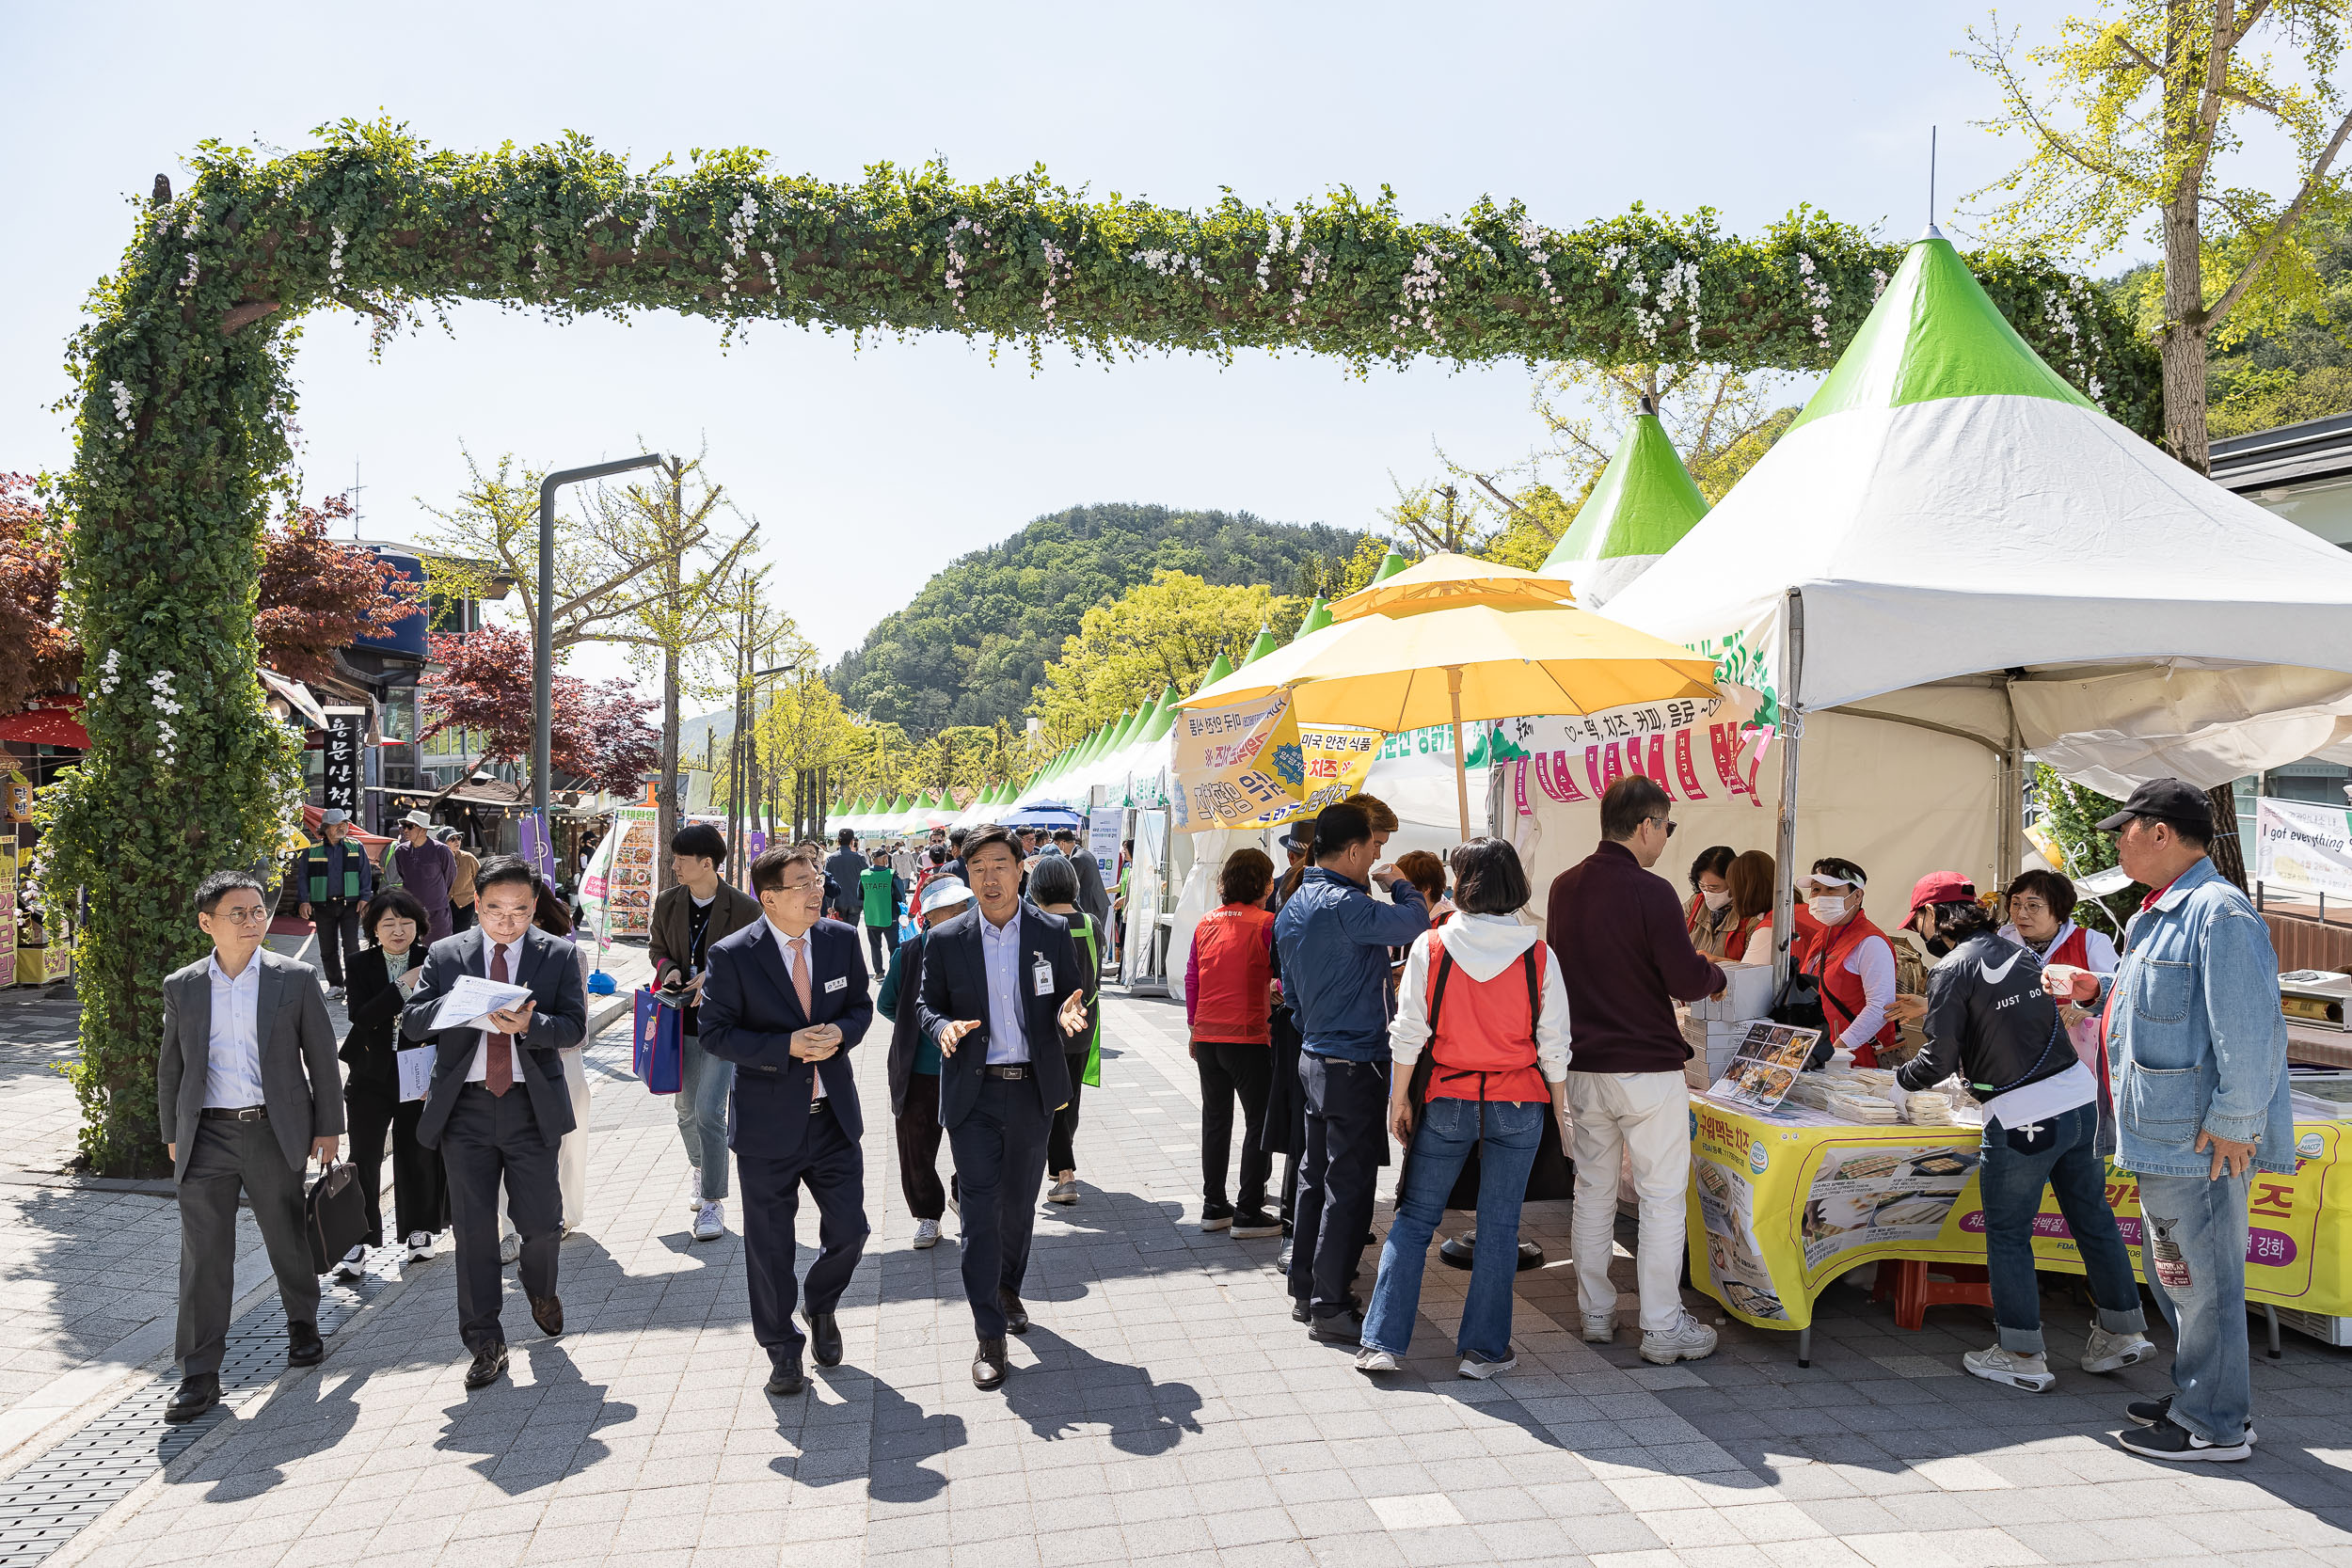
2254,796,2352,901
321,706,368,817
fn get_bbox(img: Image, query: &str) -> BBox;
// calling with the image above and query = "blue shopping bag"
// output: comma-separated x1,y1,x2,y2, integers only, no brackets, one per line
632,987,683,1094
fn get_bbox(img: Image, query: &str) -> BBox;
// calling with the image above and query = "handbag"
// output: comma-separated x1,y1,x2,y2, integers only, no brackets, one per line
633,987,683,1094
304,1160,369,1274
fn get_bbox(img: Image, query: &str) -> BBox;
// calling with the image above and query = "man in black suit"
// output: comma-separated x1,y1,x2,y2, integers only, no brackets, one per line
402,856,587,1390
698,842,873,1396
917,824,1091,1389
157,870,345,1423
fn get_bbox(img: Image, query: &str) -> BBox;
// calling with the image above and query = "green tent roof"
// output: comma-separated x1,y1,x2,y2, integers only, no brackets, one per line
1294,596,1332,639
1373,550,1410,582
1194,650,1233,697
1240,625,1279,666
1542,401,1711,573
1788,227,2097,436
1142,685,1182,740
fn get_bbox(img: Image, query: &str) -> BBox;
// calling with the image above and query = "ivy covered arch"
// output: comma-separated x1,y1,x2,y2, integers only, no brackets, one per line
47,119,2156,1171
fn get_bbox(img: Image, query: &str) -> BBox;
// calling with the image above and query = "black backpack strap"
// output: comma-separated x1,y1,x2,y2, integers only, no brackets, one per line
1426,946,1454,1037
1523,944,1540,1029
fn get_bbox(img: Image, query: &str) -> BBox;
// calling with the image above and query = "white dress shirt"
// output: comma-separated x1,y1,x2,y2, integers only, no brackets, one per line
466,934,527,1083
765,917,827,1100
202,952,265,1109
978,908,1032,1065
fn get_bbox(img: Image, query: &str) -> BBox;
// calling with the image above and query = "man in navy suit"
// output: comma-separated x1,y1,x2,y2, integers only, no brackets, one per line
699,841,873,1396
402,856,587,1391
917,824,1092,1390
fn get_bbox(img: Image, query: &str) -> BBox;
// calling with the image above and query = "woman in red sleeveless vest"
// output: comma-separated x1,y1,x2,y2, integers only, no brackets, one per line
1185,849,1283,1238
1357,840,1570,1382
1788,856,1900,1068
1998,868,2119,1068
1720,849,1777,964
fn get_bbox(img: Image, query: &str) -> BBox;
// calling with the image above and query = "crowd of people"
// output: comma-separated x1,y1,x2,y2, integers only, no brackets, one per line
165,772,2287,1465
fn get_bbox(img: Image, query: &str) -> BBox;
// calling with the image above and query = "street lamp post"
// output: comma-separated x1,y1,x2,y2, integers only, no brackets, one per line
534,453,663,819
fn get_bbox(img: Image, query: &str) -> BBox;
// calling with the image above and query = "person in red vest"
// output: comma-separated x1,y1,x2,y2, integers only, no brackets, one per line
1788,857,1900,1067
1999,868,2119,1069
1356,838,1569,1381
1187,848,1282,1239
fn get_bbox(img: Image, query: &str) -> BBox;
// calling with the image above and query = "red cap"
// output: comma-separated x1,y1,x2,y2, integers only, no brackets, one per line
1907,871,1975,919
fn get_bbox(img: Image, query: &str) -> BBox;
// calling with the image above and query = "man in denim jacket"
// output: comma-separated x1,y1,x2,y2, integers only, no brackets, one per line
2046,778,2291,1463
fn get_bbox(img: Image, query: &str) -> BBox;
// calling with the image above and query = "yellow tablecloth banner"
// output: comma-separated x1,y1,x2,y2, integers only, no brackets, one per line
1170,689,1379,832
1686,1095,2352,1332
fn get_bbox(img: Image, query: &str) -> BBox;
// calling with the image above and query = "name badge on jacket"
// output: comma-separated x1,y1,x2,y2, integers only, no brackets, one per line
823,975,848,994
1031,954,1053,997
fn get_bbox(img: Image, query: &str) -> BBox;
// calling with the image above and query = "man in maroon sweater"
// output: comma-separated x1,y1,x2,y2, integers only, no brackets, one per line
1546,776,1726,1366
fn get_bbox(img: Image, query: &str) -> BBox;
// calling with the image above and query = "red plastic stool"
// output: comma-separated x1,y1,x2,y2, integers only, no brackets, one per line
1870,1259,1993,1330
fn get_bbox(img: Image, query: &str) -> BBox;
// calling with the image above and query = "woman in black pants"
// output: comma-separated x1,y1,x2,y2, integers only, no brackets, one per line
1028,855,1103,1206
334,889,450,1277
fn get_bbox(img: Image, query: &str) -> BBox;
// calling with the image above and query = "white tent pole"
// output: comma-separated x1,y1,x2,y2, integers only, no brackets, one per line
1447,666,1472,843
1772,589,1806,993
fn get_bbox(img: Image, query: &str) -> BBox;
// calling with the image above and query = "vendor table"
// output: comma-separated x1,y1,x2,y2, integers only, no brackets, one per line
1684,1091,2352,1364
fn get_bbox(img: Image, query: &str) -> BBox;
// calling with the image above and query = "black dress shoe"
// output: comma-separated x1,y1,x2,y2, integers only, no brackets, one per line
163,1373,219,1423
285,1323,325,1367
1290,1298,1311,1323
998,1290,1029,1335
766,1354,805,1396
973,1337,1008,1389
530,1294,564,1338
464,1344,509,1390
807,1311,843,1368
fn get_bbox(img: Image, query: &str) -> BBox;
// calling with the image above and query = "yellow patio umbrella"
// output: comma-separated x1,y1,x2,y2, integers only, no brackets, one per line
1326,551,1581,623
1233,601,1720,837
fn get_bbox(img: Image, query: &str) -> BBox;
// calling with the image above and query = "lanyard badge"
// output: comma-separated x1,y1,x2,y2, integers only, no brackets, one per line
1031,953,1054,998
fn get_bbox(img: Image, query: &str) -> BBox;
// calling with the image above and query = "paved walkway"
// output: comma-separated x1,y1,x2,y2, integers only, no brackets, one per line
4,989,2349,1568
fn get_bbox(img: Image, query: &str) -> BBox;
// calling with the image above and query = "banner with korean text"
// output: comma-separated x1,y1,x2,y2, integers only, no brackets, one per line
2254,796,2352,901
1496,690,1769,818
1170,690,1379,832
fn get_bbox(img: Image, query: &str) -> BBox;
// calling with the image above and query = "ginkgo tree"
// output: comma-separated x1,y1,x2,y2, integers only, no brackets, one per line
1029,571,1307,749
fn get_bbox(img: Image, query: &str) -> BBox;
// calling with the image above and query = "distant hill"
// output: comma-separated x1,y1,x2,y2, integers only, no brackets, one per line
829,502,1362,735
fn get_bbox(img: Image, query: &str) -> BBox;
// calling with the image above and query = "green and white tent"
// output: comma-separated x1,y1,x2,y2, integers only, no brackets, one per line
1541,396,1710,610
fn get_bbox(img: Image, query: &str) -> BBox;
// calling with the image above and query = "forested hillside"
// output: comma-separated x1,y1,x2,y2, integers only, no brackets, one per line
829,502,1362,734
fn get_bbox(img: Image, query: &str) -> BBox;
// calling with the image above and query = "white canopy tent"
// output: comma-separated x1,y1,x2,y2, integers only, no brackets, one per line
1534,226,2352,965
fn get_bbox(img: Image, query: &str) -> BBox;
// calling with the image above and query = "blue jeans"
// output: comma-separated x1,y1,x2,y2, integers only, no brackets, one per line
1979,1101,2146,1354
2137,1168,2253,1444
1362,1098,1544,1361
676,1034,736,1203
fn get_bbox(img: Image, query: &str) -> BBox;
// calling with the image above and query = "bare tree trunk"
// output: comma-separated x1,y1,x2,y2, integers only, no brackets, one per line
657,642,680,902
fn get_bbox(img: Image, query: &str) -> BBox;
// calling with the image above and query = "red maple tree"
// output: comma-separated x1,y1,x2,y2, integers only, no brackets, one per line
0,474,76,718
254,495,420,684
419,625,660,798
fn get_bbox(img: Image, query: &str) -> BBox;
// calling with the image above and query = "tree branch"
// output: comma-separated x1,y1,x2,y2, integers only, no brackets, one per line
2205,105,2352,327
220,300,282,336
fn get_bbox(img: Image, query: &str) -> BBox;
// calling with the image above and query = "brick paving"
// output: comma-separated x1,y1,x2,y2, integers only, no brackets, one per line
0,985,2341,1568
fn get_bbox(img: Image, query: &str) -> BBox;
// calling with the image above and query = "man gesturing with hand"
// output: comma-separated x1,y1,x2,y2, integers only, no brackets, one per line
918,824,1092,1389
700,843,872,1397
2040,779,2291,1464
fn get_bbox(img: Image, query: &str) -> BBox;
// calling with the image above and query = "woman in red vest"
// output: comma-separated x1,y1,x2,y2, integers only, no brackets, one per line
1186,848,1283,1239
1356,839,1570,1382
1788,856,1900,1067
1721,849,1777,964
1999,868,2118,1068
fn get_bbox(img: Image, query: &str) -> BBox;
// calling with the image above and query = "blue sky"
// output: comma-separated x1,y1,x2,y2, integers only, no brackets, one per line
6,0,2102,675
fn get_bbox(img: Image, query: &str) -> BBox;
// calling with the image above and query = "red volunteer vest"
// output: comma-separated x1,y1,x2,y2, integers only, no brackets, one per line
1425,940,1551,1104
2045,923,2090,973
1190,903,1276,1043
1795,911,1900,1068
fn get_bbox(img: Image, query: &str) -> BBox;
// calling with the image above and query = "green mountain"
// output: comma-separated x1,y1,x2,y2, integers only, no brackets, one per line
830,502,1361,734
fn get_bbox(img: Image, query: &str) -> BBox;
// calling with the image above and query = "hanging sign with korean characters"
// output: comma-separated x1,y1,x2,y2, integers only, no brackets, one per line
1170,690,1379,832
1498,689,1771,817
321,706,369,817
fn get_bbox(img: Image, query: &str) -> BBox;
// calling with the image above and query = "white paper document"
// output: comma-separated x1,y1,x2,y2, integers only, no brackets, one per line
428,975,532,1033
395,1045,437,1103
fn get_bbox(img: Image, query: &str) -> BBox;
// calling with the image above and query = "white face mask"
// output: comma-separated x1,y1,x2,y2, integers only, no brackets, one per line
1807,895,1851,922
1702,889,1732,912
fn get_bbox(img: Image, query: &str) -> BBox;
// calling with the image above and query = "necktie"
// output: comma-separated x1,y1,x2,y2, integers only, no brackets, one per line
789,936,818,1101
486,943,514,1096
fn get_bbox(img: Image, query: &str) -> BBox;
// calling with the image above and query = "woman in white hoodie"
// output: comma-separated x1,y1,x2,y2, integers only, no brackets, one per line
1357,839,1571,1381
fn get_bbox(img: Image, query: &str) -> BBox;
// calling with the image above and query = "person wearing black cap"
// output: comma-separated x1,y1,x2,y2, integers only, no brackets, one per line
2042,777,2291,1462
1889,872,2150,1393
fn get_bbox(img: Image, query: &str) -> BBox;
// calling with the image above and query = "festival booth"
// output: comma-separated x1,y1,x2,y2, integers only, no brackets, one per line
1564,226,2352,1351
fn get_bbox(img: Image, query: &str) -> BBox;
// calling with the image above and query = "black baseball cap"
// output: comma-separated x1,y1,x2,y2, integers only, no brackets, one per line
2094,778,2213,835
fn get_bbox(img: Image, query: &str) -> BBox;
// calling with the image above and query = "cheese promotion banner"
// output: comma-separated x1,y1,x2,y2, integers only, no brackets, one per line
1499,692,1772,817
1688,1097,2352,1332
1170,691,1378,832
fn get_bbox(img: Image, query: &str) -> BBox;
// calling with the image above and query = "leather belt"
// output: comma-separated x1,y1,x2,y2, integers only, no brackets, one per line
201,1105,267,1121
982,1064,1031,1081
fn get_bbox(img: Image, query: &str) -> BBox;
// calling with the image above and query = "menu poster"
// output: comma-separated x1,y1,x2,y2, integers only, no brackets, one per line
1708,1021,1820,1114
1799,1145,1980,1272
604,808,658,936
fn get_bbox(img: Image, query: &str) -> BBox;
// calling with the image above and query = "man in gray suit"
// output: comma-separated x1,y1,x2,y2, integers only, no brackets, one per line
158,870,344,1423
402,855,586,1390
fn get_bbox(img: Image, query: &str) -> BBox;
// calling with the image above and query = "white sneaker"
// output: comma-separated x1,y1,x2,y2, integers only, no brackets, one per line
913,1218,942,1249
692,1201,725,1242
1355,1348,1399,1374
1458,1352,1518,1381
405,1231,434,1263
332,1243,366,1282
1640,1311,1719,1365
2080,1323,2155,1374
1581,1312,1615,1344
499,1232,521,1266
1964,1345,2056,1392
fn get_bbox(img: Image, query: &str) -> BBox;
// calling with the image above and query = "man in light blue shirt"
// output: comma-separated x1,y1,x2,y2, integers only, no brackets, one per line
979,911,1032,1066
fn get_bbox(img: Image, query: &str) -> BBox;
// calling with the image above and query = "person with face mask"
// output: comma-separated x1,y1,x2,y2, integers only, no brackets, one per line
1788,858,1900,1067
1891,873,2152,1394
1682,846,1737,958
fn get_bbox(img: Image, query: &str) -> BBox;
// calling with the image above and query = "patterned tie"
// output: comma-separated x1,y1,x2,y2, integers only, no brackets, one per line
486,942,514,1096
789,935,818,1101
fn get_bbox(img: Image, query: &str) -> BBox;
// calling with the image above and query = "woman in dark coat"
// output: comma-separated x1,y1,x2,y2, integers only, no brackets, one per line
335,889,449,1276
